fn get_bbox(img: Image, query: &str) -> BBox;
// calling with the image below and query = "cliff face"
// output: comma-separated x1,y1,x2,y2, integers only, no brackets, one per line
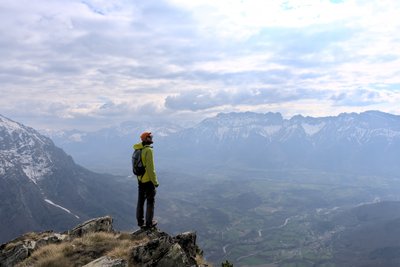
0,216,210,267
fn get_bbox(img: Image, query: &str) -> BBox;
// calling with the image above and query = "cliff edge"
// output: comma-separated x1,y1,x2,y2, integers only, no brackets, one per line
0,216,210,267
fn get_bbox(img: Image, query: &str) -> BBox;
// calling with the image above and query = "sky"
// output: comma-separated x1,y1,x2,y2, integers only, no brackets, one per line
1,0,400,131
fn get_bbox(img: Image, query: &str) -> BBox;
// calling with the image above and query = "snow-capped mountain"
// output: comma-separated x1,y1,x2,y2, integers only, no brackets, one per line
162,110,400,175
0,114,136,243
178,111,400,143
0,115,55,183
40,110,400,176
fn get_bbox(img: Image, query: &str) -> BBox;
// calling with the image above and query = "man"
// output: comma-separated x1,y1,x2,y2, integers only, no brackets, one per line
133,131,159,229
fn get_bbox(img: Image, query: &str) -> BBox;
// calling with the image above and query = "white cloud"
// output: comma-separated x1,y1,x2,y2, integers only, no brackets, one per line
166,0,367,39
1,0,400,130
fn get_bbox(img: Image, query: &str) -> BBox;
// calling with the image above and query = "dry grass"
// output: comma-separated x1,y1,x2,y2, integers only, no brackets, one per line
15,231,151,267
106,239,133,259
16,243,73,267
4,231,52,251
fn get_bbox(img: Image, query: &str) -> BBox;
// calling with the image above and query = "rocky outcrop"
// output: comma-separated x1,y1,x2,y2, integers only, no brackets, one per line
174,231,200,265
0,216,208,267
130,228,203,267
0,232,66,267
0,242,30,267
67,216,113,238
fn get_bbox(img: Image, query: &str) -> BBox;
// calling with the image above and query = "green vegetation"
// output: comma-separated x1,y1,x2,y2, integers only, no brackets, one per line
221,260,234,266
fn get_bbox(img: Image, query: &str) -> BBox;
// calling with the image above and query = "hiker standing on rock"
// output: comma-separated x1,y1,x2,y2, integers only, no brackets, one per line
132,132,159,229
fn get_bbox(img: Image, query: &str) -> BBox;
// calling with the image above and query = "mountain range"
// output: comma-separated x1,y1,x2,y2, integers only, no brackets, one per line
44,110,400,176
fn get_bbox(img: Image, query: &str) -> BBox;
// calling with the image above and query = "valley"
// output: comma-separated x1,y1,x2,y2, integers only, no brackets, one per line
155,168,400,266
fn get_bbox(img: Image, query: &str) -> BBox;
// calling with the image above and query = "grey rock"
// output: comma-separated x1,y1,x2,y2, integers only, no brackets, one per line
173,231,199,265
131,227,166,241
131,234,173,266
156,243,189,267
131,230,201,267
0,232,66,267
68,216,113,238
83,256,127,267
35,233,66,248
0,242,29,267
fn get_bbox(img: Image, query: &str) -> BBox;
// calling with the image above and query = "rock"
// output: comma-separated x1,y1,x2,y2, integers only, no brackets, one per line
0,242,29,267
0,232,66,267
173,231,199,265
82,256,127,267
68,216,113,238
130,228,153,241
131,233,173,266
130,230,201,267
156,243,189,267
1,216,113,266
35,233,67,248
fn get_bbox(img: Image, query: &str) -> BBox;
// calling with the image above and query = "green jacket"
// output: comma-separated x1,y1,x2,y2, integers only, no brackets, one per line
133,142,159,186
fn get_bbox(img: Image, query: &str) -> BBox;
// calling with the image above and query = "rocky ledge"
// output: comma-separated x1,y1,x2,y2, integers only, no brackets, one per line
0,216,209,267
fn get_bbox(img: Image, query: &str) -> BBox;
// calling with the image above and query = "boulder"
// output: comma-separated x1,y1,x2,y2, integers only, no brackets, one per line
68,216,113,238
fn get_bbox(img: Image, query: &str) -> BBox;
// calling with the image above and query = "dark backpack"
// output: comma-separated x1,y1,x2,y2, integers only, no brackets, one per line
132,149,146,177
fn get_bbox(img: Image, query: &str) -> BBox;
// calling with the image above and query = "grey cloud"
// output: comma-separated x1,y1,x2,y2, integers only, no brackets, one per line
42,60,83,75
1,99,169,131
96,101,131,117
0,0,199,81
165,88,328,111
331,89,382,107
165,90,220,111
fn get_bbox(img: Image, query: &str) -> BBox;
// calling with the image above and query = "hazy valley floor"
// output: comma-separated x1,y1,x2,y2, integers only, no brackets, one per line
152,168,400,266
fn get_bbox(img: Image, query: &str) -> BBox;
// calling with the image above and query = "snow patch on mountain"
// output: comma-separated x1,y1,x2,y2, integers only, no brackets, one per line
259,125,282,137
0,115,22,135
373,128,400,139
21,160,53,184
216,126,230,139
1,114,54,183
302,122,325,136
45,199,80,219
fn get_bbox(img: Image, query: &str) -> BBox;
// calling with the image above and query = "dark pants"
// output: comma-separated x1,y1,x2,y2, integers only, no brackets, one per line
136,181,156,227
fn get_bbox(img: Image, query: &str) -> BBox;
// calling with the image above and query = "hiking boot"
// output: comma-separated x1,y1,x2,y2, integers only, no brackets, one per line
145,220,158,229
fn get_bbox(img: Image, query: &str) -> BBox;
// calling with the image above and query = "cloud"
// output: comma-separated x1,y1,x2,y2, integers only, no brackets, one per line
330,89,400,107
165,88,328,111
1,0,400,130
